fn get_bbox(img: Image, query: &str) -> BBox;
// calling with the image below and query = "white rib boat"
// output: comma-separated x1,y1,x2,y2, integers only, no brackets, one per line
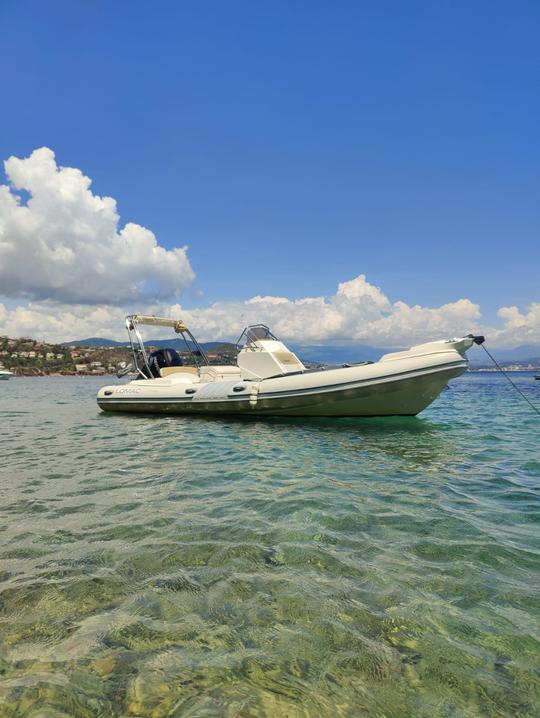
0,364,13,380
97,315,484,417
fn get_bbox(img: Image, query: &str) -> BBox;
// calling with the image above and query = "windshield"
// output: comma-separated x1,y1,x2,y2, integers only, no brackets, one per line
236,324,279,349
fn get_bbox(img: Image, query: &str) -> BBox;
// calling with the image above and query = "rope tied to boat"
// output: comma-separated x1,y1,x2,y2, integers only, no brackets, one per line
474,339,540,417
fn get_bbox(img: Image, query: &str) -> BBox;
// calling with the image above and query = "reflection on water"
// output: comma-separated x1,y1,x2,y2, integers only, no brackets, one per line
0,374,539,717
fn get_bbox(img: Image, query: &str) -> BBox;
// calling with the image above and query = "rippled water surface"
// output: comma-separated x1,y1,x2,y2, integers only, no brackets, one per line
1,374,539,717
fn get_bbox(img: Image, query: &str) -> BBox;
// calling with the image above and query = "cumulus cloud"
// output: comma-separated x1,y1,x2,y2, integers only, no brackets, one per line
0,274,488,348
1,273,538,350
173,275,482,346
0,300,129,343
0,148,536,350
491,303,540,346
0,147,194,304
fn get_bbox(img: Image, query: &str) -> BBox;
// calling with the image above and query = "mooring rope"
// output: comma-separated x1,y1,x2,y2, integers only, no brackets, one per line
479,344,540,417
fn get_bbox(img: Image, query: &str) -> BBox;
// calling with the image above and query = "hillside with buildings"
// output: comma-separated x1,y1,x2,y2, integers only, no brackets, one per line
0,336,130,376
0,336,237,376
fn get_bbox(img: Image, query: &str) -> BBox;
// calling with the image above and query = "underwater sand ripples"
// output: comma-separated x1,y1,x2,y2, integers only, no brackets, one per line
0,374,539,716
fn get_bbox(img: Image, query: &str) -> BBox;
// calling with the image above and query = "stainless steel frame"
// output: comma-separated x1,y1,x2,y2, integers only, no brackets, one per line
124,314,210,379
235,324,278,351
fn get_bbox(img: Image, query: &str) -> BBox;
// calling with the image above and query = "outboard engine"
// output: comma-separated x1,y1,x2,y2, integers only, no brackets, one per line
145,348,182,378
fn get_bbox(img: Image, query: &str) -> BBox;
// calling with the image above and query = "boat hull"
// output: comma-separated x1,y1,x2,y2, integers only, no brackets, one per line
97,361,466,417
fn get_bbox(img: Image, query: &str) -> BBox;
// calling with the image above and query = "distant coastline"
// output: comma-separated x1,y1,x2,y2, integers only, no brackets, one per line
2,335,539,377
0,335,236,377
468,367,539,373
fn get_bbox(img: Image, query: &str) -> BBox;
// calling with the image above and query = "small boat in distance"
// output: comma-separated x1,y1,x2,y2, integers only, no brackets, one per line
97,315,485,417
0,364,13,380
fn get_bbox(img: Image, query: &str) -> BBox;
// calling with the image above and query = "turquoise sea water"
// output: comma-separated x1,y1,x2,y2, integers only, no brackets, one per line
0,373,539,717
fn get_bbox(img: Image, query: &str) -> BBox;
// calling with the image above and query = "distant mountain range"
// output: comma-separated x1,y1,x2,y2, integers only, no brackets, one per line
61,337,128,348
62,337,540,367
468,344,540,363
62,337,394,363
467,345,540,368
62,337,231,352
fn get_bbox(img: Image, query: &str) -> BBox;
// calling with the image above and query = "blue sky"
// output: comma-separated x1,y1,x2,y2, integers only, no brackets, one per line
0,1,538,344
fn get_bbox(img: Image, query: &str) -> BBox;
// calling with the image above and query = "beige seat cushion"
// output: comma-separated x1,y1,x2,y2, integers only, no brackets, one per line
160,366,199,377
198,365,241,376
199,365,242,382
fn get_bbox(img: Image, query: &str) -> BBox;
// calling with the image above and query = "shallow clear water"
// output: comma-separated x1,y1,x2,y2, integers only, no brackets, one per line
0,373,539,717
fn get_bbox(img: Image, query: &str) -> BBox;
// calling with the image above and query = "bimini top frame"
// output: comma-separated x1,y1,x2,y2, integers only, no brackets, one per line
124,314,210,379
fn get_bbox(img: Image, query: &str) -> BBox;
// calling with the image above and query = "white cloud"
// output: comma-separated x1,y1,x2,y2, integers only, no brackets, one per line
491,303,540,346
0,148,537,350
174,278,482,346
0,300,128,343
1,272,538,350
0,274,488,348
0,147,194,304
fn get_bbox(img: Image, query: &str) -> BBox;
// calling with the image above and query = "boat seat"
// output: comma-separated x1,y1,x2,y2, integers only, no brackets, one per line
199,365,242,382
160,366,199,378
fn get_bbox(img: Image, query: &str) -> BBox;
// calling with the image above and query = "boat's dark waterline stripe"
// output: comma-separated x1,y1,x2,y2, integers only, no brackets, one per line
98,360,465,405
98,394,250,404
